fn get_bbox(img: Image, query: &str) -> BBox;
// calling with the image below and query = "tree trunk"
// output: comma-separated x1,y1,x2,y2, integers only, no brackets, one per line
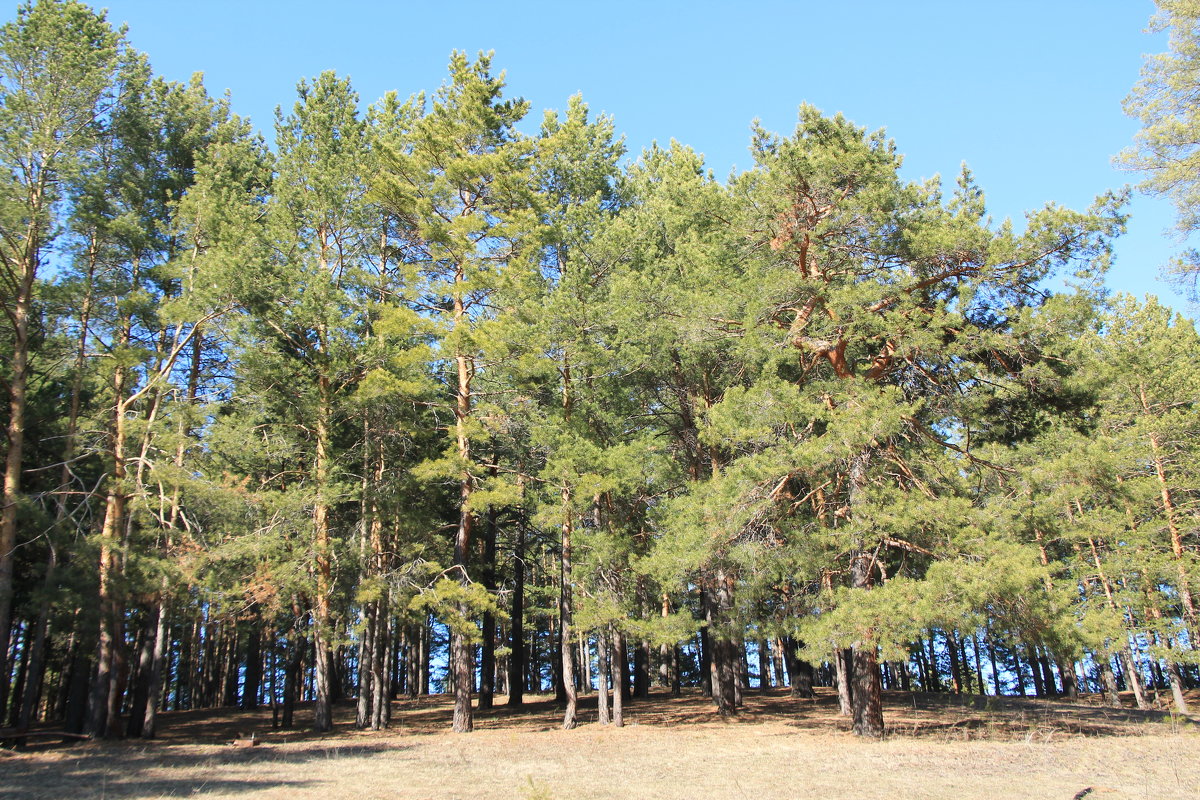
835,647,853,716
1098,652,1122,708
597,633,611,725
579,635,591,692
971,636,985,696
89,496,124,738
1056,656,1078,699
924,633,941,692
848,545,883,736
17,546,57,732
6,623,29,728
772,637,786,689
757,639,771,692
733,635,747,706
781,636,815,699
705,573,737,716
371,607,391,729
1120,647,1150,710
659,595,673,689
1167,657,1190,714
243,618,262,710
560,486,577,729
1038,651,1057,696
0,231,38,704
947,630,963,693
611,627,624,727
282,620,307,729
986,636,1002,696
851,644,884,738
141,590,169,737
616,627,632,703
508,517,526,707
311,372,336,733
479,504,498,710
356,599,376,728
124,608,158,737
420,620,431,696
449,277,477,733
1027,644,1045,697
1139,386,1198,626
635,637,651,699
63,629,91,734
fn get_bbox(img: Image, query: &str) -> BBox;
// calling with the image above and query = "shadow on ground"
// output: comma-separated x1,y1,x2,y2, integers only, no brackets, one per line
4,685,1194,799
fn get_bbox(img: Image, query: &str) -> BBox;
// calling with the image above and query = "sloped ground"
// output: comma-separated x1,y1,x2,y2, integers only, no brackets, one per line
3,688,1198,800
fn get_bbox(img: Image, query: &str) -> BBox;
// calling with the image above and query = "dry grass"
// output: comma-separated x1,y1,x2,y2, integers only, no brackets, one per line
3,689,1198,800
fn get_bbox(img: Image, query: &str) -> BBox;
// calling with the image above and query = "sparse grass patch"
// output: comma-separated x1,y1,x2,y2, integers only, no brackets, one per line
3,689,1198,799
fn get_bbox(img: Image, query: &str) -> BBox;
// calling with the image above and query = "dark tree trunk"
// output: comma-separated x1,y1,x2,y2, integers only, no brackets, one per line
634,637,651,699
851,645,884,738
125,612,157,737
772,638,786,688
986,636,1002,696
356,601,377,728
243,619,262,710
611,628,624,727
508,521,526,707
1027,644,1045,697
971,635,985,696
64,642,91,734
1056,655,1078,699
282,626,307,729
959,635,973,693
671,644,681,697
1098,652,1122,707
18,547,57,733
733,635,747,706
223,627,240,707
705,578,737,716
418,619,429,696
924,634,941,692
371,610,391,729
479,505,498,711
1038,651,1057,696
142,595,168,737
947,630,963,693
1011,646,1027,696
782,636,815,699
313,631,335,732
6,623,29,728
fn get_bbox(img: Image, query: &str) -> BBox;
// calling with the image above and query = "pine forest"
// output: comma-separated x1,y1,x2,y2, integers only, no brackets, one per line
2,0,1200,760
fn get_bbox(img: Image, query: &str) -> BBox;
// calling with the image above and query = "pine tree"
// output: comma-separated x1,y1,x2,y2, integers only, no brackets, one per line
0,0,123,715
373,51,534,733
694,106,1122,736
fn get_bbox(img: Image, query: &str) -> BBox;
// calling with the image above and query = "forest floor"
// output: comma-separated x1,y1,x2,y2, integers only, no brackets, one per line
3,688,1199,800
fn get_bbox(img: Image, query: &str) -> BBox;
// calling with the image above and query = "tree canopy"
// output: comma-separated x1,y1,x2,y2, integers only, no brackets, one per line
1,0,1197,746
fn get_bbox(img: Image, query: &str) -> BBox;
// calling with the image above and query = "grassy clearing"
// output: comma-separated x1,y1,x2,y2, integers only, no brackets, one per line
4,689,1198,800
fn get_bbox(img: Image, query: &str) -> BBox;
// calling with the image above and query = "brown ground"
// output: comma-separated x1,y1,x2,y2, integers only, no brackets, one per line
3,688,1198,800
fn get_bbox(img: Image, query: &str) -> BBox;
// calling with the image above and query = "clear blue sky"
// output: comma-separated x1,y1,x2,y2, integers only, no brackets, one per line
79,0,1188,311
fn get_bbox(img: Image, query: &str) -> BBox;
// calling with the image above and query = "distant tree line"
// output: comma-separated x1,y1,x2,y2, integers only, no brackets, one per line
1,0,1197,741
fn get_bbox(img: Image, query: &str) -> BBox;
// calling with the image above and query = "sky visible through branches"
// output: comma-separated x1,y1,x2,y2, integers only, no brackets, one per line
88,0,1188,310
